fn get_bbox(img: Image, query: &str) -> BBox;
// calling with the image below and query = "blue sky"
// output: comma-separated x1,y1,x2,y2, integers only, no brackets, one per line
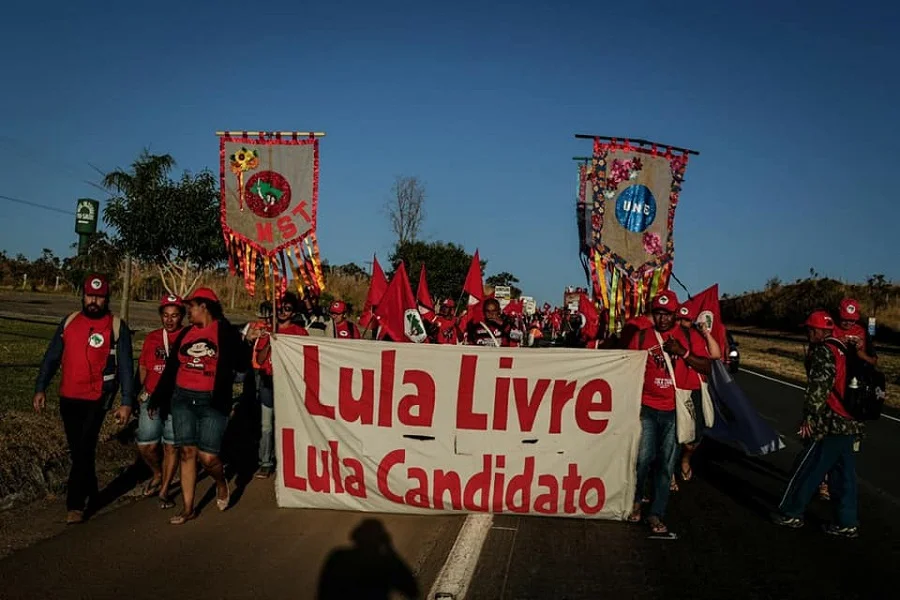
1,0,896,305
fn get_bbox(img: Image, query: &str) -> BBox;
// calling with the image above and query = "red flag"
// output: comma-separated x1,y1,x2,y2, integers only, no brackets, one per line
359,256,388,330
577,293,600,342
416,263,435,319
374,262,428,343
681,284,727,355
462,250,483,306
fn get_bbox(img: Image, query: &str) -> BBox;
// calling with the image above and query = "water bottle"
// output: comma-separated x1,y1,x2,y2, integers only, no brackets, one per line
867,317,876,338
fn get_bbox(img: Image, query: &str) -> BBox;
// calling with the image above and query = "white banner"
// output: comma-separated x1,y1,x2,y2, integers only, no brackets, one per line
272,337,645,519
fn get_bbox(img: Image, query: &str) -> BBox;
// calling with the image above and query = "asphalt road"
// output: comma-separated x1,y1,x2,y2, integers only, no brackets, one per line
1,369,898,599
466,369,900,600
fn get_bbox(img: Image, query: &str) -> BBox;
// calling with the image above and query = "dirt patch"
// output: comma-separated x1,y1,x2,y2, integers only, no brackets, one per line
732,332,899,407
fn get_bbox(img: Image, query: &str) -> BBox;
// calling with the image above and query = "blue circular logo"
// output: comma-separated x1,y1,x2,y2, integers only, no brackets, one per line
614,185,657,233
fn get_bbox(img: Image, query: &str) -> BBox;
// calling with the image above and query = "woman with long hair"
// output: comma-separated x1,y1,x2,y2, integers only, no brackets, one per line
148,287,250,524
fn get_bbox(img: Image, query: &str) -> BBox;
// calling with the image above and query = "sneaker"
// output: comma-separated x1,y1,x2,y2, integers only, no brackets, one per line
824,524,859,538
255,466,274,479
66,510,85,525
771,513,804,528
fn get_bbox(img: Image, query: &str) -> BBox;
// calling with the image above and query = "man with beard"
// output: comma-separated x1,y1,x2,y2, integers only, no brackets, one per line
465,298,514,347
33,274,135,524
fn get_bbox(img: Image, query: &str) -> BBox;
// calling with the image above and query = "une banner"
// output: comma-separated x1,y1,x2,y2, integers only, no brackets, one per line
271,337,646,519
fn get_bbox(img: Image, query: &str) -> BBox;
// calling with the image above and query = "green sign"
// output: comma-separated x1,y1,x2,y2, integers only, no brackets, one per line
75,199,99,234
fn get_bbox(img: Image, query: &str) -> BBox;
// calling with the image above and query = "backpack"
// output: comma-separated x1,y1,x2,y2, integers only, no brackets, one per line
825,339,886,421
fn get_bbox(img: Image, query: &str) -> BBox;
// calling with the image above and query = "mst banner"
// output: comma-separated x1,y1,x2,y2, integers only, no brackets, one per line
271,338,645,520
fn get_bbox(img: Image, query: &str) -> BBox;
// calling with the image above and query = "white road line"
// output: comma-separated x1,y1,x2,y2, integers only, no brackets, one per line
739,367,805,391
429,513,493,600
739,368,900,424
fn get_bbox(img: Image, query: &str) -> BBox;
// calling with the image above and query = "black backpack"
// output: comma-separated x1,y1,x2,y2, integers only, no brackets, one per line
825,339,886,421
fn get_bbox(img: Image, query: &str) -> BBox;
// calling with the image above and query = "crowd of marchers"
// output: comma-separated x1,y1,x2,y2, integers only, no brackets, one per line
34,275,877,539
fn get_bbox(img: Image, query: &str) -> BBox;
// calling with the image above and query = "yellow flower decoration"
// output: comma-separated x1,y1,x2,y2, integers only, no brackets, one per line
229,147,259,172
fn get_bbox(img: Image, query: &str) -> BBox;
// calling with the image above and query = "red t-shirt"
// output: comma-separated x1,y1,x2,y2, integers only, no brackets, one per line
139,327,182,395
674,327,711,390
255,322,308,375
433,315,460,345
333,320,360,339
175,323,220,392
628,326,707,410
832,323,868,353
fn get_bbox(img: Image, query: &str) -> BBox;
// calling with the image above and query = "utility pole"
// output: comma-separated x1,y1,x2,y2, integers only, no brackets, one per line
120,255,132,323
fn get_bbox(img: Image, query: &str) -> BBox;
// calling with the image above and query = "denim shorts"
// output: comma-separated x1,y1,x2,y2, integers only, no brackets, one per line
136,403,175,445
170,387,228,454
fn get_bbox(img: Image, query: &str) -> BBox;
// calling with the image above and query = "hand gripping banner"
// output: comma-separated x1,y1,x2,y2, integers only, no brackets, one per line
218,131,325,299
271,337,646,519
578,136,696,335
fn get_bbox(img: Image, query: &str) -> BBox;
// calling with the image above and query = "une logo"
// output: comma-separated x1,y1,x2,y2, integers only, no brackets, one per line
615,185,657,233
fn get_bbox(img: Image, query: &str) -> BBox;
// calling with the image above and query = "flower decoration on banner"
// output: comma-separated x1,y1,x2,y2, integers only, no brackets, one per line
229,147,260,211
642,231,663,256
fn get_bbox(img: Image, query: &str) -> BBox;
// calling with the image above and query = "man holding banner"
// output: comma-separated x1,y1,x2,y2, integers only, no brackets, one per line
627,290,711,534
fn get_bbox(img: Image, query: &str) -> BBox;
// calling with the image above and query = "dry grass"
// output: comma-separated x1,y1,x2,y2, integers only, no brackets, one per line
733,332,899,408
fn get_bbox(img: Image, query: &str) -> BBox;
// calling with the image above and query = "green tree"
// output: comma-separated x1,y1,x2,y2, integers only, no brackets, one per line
103,151,226,296
61,233,122,294
390,240,485,302
486,271,522,298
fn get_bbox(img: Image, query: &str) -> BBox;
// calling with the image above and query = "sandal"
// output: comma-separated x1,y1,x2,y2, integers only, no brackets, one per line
647,516,669,535
216,483,231,511
670,475,679,493
158,495,175,510
627,509,642,523
142,478,162,498
681,466,693,482
169,511,197,525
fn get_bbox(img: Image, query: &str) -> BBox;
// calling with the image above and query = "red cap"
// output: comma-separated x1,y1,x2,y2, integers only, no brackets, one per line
83,274,109,296
160,294,184,309
329,300,347,315
651,290,679,313
677,304,697,320
186,287,220,304
839,298,861,321
805,310,835,330
441,299,455,308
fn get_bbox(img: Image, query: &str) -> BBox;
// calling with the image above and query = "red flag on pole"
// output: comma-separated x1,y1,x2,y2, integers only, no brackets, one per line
359,256,388,330
577,293,600,342
681,284,727,354
416,263,435,320
374,262,428,343
462,250,483,306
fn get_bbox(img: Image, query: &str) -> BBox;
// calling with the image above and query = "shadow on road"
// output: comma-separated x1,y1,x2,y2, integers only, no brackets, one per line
694,440,790,519
317,518,419,600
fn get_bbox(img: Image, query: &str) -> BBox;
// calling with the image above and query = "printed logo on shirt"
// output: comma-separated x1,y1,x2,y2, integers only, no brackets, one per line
88,332,105,348
180,339,218,370
338,330,349,337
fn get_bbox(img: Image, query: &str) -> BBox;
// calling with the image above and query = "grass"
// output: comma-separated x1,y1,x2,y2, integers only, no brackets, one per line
0,317,147,499
732,332,900,408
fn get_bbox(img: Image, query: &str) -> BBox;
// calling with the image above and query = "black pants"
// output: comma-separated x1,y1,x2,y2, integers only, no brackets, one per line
59,397,107,511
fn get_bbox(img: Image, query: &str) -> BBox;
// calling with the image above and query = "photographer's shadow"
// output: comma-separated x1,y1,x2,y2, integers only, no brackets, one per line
317,518,419,600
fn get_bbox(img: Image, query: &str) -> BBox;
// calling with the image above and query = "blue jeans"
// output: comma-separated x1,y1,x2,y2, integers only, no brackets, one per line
779,435,859,527
170,388,228,455
136,403,175,446
635,405,678,519
259,404,275,468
